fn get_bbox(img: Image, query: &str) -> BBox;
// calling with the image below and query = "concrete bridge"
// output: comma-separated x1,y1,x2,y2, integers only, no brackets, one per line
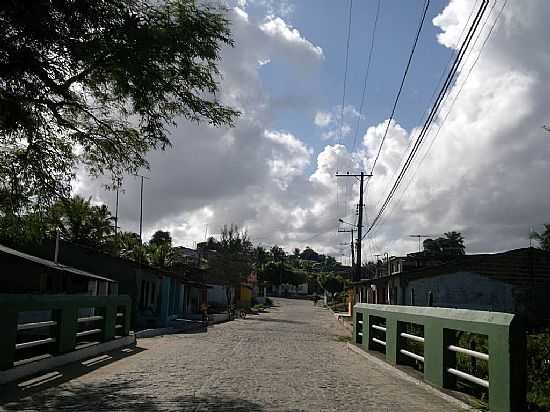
0,298,470,411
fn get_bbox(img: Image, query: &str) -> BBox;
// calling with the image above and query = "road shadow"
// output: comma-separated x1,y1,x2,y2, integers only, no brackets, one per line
1,378,302,411
0,346,146,408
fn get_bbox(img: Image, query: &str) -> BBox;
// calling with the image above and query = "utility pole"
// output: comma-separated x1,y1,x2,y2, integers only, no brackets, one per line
133,174,150,245
338,228,354,271
336,171,371,282
114,177,121,238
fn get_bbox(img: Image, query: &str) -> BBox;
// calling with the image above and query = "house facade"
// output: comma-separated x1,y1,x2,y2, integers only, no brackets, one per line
357,248,550,327
22,239,208,329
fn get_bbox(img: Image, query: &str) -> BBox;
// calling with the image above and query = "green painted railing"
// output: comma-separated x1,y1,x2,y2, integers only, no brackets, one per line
353,304,526,412
0,294,131,371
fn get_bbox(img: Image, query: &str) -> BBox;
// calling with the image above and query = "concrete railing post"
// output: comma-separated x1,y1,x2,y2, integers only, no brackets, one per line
101,304,117,341
0,310,17,370
122,302,131,336
423,322,444,387
386,317,398,365
488,321,526,412
55,305,78,354
352,303,526,412
442,328,457,389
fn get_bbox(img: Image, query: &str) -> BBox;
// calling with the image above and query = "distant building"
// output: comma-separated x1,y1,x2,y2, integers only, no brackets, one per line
355,248,550,327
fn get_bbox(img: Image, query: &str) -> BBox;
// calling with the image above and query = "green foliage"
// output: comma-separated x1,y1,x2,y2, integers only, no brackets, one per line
47,196,114,250
314,272,347,294
423,231,466,256
149,230,172,247
300,246,322,262
530,224,550,252
0,0,238,212
146,242,175,269
116,231,146,262
270,245,286,262
207,225,253,287
258,261,306,286
0,211,45,247
255,245,268,268
527,331,550,411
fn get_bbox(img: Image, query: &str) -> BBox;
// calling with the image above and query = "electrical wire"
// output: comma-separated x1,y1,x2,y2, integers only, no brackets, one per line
369,0,506,235
366,0,490,236
350,0,381,154
367,0,431,177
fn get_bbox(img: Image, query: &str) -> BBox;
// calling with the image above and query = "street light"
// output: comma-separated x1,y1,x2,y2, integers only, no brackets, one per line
338,218,362,228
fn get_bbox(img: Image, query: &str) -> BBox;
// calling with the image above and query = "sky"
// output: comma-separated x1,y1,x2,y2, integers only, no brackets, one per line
75,0,550,264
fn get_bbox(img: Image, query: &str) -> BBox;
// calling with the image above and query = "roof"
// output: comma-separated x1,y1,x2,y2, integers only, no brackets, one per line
368,248,550,286
0,243,117,283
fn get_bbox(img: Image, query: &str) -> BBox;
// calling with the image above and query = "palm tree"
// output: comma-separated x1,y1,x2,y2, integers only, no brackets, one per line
117,231,147,263
48,196,113,248
147,242,175,268
443,231,465,255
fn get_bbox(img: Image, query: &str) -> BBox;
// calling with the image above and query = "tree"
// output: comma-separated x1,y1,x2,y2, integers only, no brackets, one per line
0,0,239,213
146,242,175,269
270,245,286,262
207,225,253,305
117,231,147,263
254,246,268,269
531,224,550,252
47,195,113,249
300,246,322,262
149,230,172,247
423,232,465,257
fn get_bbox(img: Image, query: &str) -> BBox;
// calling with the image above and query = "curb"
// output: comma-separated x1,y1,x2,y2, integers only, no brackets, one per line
0,335,135,385
346,343,479,411
327,307,353,334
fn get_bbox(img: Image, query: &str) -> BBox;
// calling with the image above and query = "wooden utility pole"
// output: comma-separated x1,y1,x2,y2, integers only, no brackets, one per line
336,171,371,282
338,228,354,271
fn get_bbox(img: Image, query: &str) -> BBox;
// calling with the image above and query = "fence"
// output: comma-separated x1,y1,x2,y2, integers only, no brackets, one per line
0,294,131,371
353,303,525,412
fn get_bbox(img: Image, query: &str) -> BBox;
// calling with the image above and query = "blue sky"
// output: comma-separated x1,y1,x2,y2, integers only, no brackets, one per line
83,0,550,257
251,0,454,160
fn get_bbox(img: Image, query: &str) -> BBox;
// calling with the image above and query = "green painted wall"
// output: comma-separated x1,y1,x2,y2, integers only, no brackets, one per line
0,294,131,371
353,303,526,412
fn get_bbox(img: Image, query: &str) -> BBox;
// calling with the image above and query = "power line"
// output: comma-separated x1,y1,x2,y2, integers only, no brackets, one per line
350,0,381,153
337,0,354,154
376,0,482,210
366,0,490,236
369,0,505,235
335,0,354,237
367,0,431,177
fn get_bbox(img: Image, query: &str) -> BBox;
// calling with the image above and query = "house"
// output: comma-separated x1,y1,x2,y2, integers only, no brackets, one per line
359,247,550,327
20,239,208,330
172,246,201,266
0,243,117,296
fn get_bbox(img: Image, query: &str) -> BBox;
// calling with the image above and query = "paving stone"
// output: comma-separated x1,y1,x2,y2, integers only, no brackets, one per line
0,298,463,411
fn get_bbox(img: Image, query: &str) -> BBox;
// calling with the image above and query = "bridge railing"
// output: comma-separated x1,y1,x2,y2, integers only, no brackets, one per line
353,303,525,412
0,294,131,371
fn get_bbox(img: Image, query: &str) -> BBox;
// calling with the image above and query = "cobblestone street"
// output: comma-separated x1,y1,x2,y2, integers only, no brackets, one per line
0,299,463,411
